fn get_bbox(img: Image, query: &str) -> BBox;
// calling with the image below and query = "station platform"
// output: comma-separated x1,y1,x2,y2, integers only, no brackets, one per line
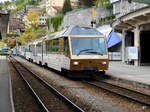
0,56,14,112
107,61,150,86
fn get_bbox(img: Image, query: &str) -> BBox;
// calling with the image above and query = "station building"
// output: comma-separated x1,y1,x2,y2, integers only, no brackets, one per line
111,5,150,66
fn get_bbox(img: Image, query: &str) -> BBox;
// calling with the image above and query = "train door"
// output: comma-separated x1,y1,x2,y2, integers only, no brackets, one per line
61,37,70,71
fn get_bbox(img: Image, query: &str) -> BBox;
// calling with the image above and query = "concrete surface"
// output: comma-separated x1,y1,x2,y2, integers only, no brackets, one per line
0,56,12,112
107,61,150,86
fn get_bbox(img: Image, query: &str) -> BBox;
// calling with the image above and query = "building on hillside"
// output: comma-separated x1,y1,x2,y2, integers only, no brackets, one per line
46,0,78,16
10,13,21,19
110,0,148,18
46,0,65,7
70,0,78,8
46,6,62,16
7,3,17,10
23,6,47,28
39,13,47,26
8,18,25,33
39,0,46,8
46,0,64,16
24,6,41,14
7,13,25,37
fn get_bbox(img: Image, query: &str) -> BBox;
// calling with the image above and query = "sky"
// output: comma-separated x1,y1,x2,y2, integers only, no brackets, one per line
0,0,11,3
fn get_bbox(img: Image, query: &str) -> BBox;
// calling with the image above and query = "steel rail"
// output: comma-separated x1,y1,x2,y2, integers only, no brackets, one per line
101,80,150,98
11,57,84,112
10,58,49,112
83,80,150,106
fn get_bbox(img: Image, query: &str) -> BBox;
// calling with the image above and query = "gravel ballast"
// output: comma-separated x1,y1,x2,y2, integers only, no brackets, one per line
16,57,150,112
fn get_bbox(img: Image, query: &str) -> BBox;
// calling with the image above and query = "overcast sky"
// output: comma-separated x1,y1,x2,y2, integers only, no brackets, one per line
0,0,11,3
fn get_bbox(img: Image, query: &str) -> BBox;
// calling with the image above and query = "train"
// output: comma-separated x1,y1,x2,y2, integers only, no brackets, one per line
18,26,109,78
0,47,10,55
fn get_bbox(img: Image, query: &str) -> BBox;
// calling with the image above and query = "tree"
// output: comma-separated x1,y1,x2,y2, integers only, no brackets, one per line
78,0,96,8
4,1,12,6
62,0,72,14
28,0,42,5
27,9,40,27
95,0,110,8
0,3,3,10
7,38,16,48
19,26,47,44
0,41,5,48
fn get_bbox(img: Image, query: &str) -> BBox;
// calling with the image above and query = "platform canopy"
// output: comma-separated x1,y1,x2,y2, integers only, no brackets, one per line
111,6,150,31
97,25,121,48
107,31,122,48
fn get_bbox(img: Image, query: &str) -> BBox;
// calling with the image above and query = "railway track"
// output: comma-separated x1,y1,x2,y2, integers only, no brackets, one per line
83,80,150,107
10,57,84,112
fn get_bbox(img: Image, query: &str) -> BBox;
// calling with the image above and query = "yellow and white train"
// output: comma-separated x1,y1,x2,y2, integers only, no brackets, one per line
20,26,109,78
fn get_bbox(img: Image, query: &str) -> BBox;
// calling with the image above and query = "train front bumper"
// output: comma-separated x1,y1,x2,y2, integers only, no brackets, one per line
70,59,108,71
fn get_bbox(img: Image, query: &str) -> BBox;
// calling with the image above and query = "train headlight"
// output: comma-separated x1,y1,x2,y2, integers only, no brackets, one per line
73,61,79,65
102,61,107,65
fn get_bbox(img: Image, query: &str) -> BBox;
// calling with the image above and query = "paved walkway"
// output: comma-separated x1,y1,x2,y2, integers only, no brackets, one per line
107,61,150,85
0,56,12,112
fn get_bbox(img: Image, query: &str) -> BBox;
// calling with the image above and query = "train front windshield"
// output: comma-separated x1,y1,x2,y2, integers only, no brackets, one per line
71,37,107,55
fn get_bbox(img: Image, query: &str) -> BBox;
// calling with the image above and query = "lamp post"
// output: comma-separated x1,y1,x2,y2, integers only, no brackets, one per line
90,8,97,28
15,36,18,56
15,29,20,56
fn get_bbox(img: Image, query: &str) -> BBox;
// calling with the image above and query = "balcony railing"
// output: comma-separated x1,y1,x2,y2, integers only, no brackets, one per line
132,0,150,4
115,1,148,18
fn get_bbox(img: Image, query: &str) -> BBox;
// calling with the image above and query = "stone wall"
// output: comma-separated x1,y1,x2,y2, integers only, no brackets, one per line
113,1,148,18
48,7,112,33
62,7,112,27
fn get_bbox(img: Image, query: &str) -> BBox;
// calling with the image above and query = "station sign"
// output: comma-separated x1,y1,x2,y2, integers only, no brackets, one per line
127,47,138,60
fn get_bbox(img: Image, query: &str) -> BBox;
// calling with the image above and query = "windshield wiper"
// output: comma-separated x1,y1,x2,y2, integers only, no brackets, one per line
85,51,103,56
77,49,93,56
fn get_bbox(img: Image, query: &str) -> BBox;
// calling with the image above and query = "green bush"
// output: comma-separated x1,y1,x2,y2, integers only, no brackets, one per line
62,0,72,14
50,15,64,32
99,14,116,23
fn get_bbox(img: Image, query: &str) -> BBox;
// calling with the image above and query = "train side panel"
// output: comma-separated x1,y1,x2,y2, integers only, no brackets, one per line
43,53,70,71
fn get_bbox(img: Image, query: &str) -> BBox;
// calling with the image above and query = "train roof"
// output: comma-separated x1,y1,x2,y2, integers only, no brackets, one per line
28,26,104,45
27,36,46,45
46,26,103,40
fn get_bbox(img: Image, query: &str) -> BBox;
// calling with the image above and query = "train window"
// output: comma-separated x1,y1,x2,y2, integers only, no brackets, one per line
43,42,46,53
46,40,50,52
46,39,59,52
64,37,68,52
53,39,59,51
29,45,31,52
29,45,34,52
99,38,106,55
71,37,106,55
36,43,42,53
25,45,30,52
